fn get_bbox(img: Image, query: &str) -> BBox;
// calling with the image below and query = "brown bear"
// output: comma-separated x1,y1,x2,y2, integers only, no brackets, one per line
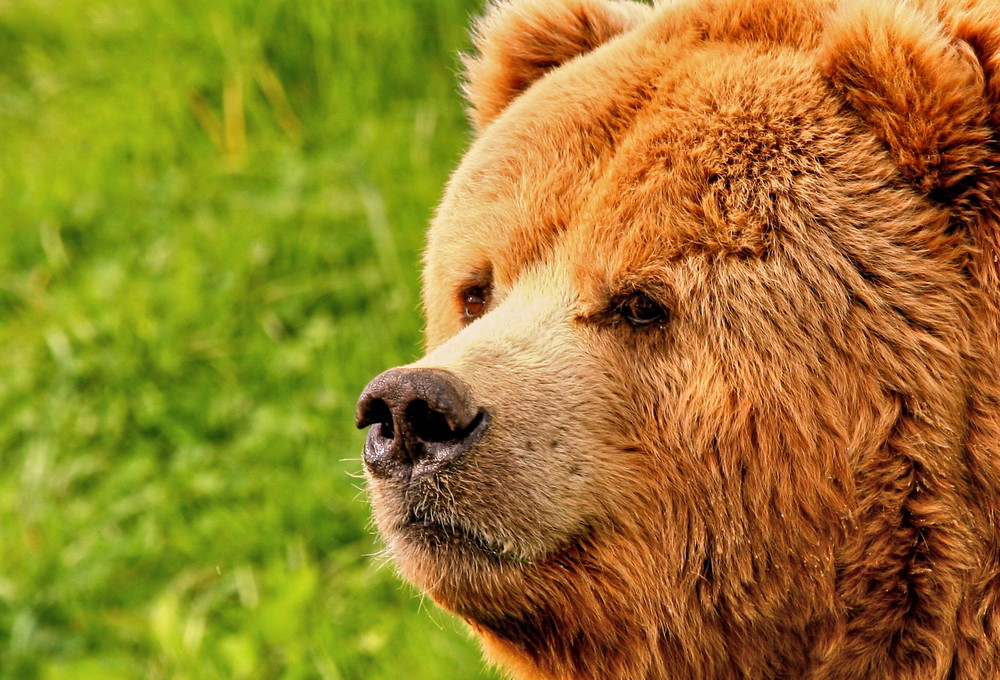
355,0,1000,678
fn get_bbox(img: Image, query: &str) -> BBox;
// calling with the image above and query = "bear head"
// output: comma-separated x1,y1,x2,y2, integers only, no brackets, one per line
357,0,1000,678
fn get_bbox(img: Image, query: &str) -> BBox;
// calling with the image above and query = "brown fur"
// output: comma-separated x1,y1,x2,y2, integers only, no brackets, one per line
362,0,1000,677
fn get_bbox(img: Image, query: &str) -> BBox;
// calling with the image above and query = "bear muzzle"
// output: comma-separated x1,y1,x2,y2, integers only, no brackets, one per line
356,367,490,482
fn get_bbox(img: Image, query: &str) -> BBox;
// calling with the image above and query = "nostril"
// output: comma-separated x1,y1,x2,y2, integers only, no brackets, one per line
407,399,460,443
360,398,394,439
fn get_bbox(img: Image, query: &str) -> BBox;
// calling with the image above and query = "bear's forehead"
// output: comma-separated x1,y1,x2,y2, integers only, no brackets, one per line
434,28,882,294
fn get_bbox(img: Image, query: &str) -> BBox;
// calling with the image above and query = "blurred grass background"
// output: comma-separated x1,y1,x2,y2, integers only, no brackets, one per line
0,0,502,677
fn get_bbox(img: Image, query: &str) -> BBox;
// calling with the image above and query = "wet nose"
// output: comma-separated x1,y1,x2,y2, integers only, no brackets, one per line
355,367,489,480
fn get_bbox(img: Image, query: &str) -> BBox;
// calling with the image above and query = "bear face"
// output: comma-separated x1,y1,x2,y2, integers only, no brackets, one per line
357,1,1000,678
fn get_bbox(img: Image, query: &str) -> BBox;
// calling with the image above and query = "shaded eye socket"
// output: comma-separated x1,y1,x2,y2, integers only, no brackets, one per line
615,292,669,327
462,286,489,321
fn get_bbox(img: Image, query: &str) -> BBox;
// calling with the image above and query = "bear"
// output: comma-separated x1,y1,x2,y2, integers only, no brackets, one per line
355,0,1000,678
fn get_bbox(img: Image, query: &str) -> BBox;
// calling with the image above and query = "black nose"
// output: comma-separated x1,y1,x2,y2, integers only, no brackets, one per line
355,367,489,480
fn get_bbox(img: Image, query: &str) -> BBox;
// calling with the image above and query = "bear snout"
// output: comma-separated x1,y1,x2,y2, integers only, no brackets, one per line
356,367,489,481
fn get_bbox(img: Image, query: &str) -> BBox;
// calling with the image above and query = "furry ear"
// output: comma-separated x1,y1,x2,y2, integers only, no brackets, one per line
462,0,652,131
821,0,1000,288
820,0,995,203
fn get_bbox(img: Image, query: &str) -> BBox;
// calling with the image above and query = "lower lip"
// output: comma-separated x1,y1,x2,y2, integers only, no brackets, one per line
404,513,502,555
407,514,461,541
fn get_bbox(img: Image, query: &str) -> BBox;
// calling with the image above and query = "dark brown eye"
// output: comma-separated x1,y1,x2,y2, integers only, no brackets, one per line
617,292,668,327
463,286,488,320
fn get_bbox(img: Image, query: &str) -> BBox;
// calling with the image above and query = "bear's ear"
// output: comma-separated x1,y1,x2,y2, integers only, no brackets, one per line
820,0,1000,288
462,0,652,131
820,0,999,202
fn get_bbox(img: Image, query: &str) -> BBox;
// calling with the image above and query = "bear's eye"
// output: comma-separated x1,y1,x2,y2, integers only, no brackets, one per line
462,286,489,321
616,292,668,327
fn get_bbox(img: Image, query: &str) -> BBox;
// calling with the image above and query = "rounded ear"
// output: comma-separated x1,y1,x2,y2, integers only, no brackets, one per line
462,0,652,132
820,0,1000,288
820,0,993,201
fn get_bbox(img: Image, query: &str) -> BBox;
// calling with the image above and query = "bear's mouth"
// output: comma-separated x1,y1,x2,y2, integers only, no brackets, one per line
404,510,533,565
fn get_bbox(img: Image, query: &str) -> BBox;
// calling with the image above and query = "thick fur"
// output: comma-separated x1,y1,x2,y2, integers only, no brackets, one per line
362,0,1000,678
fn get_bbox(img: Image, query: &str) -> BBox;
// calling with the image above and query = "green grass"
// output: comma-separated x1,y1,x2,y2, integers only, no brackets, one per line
0,0,501,678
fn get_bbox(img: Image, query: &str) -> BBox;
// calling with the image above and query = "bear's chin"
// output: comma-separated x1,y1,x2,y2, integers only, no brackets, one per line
385,526,526,611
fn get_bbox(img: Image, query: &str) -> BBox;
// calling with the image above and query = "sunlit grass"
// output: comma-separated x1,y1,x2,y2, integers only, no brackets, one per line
0,0,500,677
